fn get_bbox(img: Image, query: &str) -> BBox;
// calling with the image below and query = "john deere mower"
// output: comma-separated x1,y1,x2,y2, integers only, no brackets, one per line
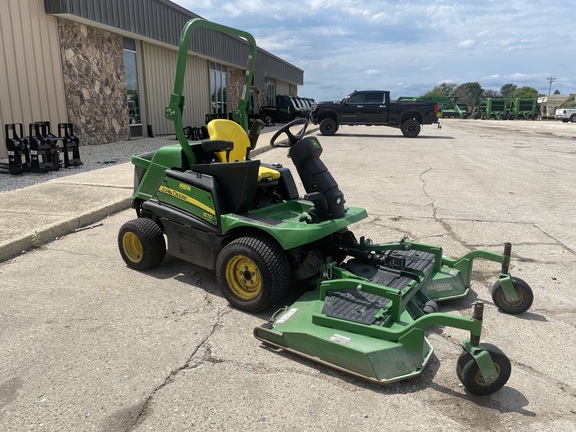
118,18,533,395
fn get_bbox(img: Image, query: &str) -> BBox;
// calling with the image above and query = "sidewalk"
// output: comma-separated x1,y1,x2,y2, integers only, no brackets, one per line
0,128,314,262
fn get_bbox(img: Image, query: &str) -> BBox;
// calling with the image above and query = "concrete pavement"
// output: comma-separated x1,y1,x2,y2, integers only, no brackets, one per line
1,120,576,431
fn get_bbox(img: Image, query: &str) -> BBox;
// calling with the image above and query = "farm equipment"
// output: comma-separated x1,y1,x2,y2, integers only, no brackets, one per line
118,18,534,395
476,98,508,120
509,98,537,120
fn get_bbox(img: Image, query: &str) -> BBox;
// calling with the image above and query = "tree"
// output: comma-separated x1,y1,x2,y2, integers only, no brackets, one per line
510,86,539,100
500,83,517,100
422,82,457,97
553,89,561,95
483,89,500,99
452,82,484,106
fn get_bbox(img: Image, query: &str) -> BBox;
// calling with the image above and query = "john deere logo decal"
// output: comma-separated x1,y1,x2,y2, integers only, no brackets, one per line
179,182,191,191
158,185,215,216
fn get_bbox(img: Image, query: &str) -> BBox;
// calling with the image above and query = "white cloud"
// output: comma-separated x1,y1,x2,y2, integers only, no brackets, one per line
170,0,576,99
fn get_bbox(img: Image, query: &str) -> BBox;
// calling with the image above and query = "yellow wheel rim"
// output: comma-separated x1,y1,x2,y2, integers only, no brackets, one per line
122,232,143,263
225,255,262,300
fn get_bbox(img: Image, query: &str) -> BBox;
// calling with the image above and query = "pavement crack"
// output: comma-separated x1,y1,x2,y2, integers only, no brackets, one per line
126,307,232,431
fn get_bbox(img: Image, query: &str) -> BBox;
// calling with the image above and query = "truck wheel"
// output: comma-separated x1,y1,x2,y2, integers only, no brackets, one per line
319,118,338,136
401,119,421,137
216,236,291,312
263,114,274,126
570,114,576,123
118,218,166,271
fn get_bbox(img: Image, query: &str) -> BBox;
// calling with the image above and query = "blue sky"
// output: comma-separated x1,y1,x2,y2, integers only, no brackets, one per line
171,0,576,102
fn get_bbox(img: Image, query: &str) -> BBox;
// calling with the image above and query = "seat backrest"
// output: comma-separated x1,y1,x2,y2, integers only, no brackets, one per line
207,119,250,162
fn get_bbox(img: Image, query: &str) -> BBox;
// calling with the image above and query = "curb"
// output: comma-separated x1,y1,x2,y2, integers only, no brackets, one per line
0,197,132,262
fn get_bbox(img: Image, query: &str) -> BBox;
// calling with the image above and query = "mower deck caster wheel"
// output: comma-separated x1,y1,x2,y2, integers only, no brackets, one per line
118,218,166,271
456,343,511,395
491,277,533,314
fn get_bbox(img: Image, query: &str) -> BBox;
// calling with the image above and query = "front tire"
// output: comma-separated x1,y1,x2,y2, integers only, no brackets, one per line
401,119,421,137
319,118,338,136
570,114,576,123
216,236,291,312
456,343,511,395
118,218,166,271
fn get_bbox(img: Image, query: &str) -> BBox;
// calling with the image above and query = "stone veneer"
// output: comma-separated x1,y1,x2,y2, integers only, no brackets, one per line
57,19,130,146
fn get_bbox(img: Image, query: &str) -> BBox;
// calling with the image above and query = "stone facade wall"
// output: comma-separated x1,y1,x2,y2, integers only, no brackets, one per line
227,66,245,114
57,19,130,146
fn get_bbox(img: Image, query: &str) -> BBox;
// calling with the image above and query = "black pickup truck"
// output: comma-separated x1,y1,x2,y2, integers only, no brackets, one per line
310,90,439,137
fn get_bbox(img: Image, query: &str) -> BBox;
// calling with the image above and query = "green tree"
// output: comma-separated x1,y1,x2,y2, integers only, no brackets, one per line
500,83,517,100
452,82,484,106
483,89,500,99
510,86,539,100
422,82,457,97
553,89,561,95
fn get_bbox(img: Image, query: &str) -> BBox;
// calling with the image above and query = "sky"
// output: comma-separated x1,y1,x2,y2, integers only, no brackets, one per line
170,0,576,102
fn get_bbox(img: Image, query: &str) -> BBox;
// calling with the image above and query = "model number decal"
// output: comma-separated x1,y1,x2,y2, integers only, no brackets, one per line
275,307,298,323
329,334,351,344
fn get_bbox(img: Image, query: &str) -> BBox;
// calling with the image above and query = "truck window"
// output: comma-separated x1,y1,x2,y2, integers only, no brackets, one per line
365,92,384,103
348,93,365,104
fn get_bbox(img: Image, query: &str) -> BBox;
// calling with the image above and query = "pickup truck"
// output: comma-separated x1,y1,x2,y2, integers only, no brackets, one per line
310,90,439,137
555,108,576,123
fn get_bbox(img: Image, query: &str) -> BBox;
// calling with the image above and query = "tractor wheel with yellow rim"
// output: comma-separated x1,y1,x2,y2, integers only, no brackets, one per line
216,236,291,312
118,218,166,271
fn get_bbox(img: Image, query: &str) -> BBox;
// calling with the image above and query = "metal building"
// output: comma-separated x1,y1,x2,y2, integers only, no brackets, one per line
0,0,304,157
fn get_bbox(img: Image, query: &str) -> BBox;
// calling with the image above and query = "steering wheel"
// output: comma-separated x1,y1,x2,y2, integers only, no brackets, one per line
270,118,309,148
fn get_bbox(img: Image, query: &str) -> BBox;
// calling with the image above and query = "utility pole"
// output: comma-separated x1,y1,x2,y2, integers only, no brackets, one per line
547,76,556,96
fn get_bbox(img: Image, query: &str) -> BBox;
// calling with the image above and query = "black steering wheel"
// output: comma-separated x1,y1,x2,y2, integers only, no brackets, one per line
270,118,309,148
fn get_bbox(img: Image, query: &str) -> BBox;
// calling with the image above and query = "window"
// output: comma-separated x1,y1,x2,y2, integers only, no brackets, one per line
210,62,228,114
123,38,141,136
365,92,384,103
348,93,365,104
266,78,276,106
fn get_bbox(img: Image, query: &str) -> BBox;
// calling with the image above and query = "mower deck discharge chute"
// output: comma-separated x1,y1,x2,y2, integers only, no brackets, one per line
118,18,533,395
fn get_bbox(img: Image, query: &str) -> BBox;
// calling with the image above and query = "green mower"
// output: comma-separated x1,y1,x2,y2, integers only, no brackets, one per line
118,18,533,395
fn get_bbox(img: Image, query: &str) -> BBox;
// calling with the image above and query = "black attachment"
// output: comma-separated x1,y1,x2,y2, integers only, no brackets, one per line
58,123,82,167
3,123,31,175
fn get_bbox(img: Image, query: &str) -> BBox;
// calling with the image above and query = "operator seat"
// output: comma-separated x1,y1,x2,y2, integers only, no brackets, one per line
207,119,280,182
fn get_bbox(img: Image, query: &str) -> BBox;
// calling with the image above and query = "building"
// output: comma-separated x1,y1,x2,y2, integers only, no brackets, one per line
0,0,304,158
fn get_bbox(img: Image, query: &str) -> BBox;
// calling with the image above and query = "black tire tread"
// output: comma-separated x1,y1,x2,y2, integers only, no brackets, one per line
216,236,290,312
118,218,166,271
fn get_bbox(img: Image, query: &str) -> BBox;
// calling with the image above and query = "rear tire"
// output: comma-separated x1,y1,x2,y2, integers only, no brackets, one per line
216,236,291,312
118,218,166,271
401,119,421,137
319,118,338,136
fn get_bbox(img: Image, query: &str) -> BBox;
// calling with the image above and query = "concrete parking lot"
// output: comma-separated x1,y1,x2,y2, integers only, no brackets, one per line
1,120,575,431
